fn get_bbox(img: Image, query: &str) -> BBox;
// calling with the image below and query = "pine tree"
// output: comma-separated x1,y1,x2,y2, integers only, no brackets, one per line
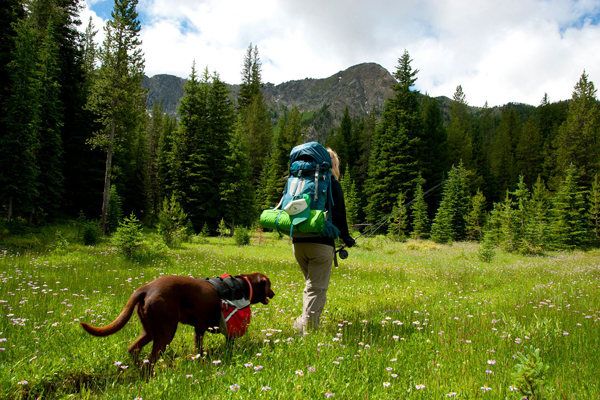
498,190,516,252
86,0,146,233
549,164,588,249
61,13,104,218
260,106,305,209
106,184,123,234
173,67,235,232
35,23,64,219
410,181,429,239
516,116,543,187
388,191,408,242
340,171,359,228
237,44,271,185
447,85,473,169
420,94,449,193
474,102,497,203
221,120,257,233
238,44,262,110
554,71,600,187
512,176,531,251
366,50,423,224
146,100,165,222
158,114,177,196
464,189,487,241
0,18,40,222
328,107,353,175
0,0,25,219
526,175,551,250
430,162,470,243
490,107,520,197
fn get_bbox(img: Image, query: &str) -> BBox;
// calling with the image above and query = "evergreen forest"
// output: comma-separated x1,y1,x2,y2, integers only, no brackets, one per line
1,0,600,253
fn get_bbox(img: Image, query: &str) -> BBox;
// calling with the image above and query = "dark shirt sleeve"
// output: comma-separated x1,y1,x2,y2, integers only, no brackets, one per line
330,179,354,245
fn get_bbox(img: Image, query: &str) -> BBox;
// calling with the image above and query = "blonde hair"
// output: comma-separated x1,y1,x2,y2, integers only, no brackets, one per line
327,148,340,180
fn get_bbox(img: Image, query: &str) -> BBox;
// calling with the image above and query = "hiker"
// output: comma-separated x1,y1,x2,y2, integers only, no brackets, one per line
292,148,355,334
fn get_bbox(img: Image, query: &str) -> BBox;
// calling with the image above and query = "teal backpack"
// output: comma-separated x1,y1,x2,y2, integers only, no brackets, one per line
259,142,339,238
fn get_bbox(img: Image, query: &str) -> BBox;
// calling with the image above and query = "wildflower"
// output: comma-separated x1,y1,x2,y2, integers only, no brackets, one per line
390,358,397,362
386,367,392,371
447,392,457,397
212,360,222,365
261,386,271,391
142,359,149,364
487,359,496,365
391,374,398,378
563,331,569,336
383,382,391,387
333,361,339,365
244,362,253,368
186,374,193,378
121,365,128,370
0,338,6,342
509,385,518,391
295,369,304,376
416,384,425,390
17,380,28,385
114,361,122,366
254,365,263,371
481,385,492,391
392,335,399,339
29,356,37,362
326,390,334,397
309,366,316,372
486,370,493,374
230,383,240,391
256,353,262,356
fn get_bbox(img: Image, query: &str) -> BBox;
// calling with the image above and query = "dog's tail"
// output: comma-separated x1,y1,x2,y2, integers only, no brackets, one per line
80,290,145,337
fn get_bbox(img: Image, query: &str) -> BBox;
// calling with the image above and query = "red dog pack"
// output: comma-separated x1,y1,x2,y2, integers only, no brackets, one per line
207,273,253,338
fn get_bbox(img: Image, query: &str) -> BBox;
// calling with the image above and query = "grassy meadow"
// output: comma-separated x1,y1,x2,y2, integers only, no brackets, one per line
1,228,599,399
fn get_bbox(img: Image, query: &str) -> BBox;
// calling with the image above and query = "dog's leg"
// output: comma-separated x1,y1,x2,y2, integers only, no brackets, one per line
194,328,205,356
147,320,177,365
128,332,152,364
128,303,153,365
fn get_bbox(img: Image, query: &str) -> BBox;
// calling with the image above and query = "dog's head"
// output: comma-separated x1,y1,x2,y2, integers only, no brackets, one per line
242,273,275,305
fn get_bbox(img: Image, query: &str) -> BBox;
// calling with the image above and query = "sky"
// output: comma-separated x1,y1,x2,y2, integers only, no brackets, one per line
80,0,600,108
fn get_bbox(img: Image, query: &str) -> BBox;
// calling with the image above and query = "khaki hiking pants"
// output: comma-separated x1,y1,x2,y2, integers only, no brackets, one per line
292,242,334,331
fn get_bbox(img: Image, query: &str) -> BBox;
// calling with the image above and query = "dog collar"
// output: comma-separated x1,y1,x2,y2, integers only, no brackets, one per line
241,275,253,303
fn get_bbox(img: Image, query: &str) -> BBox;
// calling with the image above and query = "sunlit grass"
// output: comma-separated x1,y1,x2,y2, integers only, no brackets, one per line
1,234,599,399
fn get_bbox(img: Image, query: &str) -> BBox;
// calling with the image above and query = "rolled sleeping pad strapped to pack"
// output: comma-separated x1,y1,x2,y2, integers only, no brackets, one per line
259,209,326,236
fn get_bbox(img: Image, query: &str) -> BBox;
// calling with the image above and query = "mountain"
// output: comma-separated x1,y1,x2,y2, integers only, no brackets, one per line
144,62,399,118
142,62,535,138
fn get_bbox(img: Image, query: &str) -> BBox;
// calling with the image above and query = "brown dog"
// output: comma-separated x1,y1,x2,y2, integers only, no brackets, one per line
80,273,274,365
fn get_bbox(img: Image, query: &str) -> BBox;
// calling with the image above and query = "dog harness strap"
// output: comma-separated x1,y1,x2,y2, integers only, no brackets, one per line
241,275,253,303
224,306,238,322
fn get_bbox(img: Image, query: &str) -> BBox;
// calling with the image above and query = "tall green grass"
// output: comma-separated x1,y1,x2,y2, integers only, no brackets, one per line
1,233,599,399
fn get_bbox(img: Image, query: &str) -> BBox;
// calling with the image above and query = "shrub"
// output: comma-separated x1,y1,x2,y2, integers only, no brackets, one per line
111,213,144,257
82,221,102,245
511,346,550,399
233,226,251,246
54,231,69,253
478,232,496,263
140,234,169,258
157,194,188,247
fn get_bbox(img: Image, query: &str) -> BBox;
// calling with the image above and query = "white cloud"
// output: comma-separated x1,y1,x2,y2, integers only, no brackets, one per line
83,0,600,106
